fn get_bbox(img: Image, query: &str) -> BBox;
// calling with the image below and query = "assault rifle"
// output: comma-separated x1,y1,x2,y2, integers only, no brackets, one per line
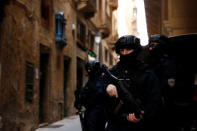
102,65,144,119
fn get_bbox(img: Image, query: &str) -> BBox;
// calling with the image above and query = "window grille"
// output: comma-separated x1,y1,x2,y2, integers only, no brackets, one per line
55,12,67,48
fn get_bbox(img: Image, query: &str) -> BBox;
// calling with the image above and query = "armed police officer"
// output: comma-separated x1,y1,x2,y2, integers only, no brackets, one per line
147,34,177,131
96,35,162,131
74,60,107,131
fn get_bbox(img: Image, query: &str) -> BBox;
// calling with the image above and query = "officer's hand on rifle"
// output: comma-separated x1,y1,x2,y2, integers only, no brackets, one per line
127,113,140,123
127,111,144,123
106,84,118,98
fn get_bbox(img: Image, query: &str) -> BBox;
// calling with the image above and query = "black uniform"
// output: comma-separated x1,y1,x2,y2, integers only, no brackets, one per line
81,77,106,131
173,61,194,131
96,35,162,131
74,60,106,131
148,34,177,131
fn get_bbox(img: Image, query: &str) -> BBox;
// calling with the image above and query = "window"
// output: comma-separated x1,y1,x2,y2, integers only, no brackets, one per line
77,19,86,44
25,61,35,104
133,7,137,17
41,0,50,29
88,30,94,50
55,12,67,47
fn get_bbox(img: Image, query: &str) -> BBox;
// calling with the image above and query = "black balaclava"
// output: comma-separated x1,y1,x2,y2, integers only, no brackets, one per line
119,51,138,65
85,60,103,79
115,35,141,66
148,34,169,59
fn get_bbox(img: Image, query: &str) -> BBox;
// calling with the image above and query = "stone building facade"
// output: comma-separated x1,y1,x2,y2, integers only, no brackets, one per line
0,0,118,130
116,0,141,42
144,0,197,36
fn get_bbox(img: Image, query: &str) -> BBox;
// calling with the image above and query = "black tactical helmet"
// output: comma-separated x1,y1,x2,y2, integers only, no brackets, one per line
85,60,98,71
148,34,170,54
85,60,104,77
148,34,169,47
115,35,141,54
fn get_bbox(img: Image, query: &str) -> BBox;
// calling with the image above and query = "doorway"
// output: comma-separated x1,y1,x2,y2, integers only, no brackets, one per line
39,45,50,123
63,57,70,116
77,57,85,91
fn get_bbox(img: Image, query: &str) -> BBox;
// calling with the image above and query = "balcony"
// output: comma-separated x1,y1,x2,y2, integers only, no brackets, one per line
77,0,96,18
99,14,111,38
108,0,118,10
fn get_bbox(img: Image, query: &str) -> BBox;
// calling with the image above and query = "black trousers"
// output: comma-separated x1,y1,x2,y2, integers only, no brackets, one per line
84,106,106,131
